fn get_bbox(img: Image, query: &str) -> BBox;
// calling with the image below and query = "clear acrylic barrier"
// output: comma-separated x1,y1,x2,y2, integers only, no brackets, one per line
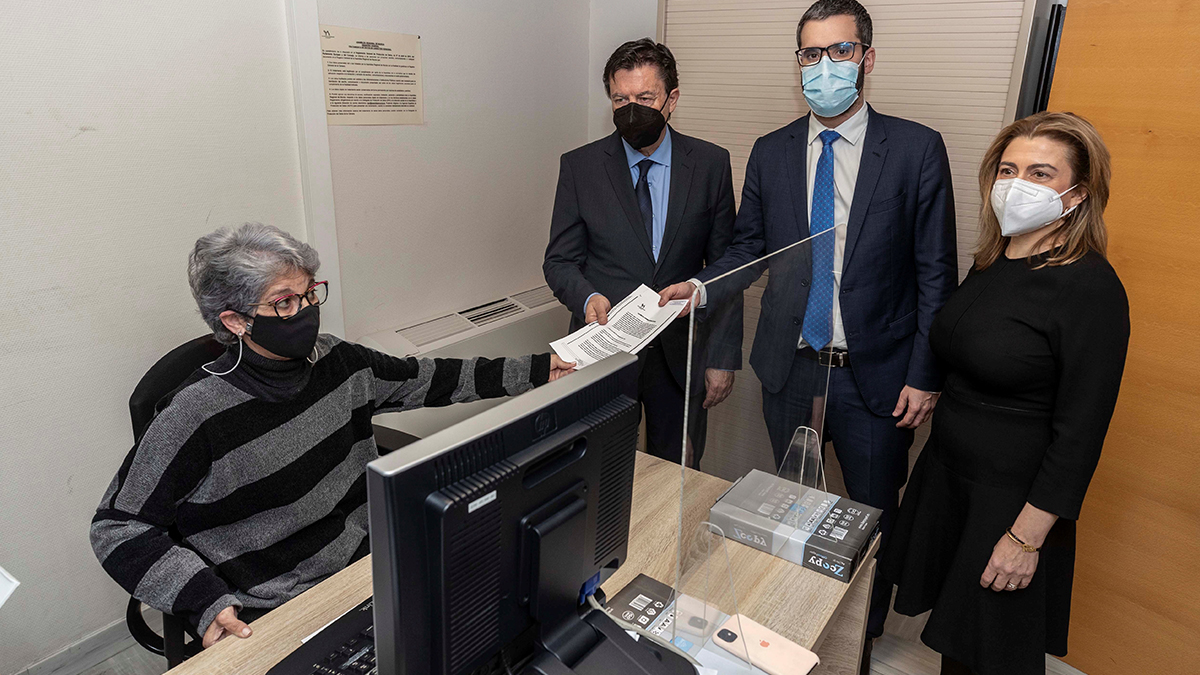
668,226,842,669
780,425,826,493
669,522,752,672
677,226,841,482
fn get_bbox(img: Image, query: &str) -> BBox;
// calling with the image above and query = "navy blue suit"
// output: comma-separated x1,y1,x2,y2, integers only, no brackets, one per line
697,105,957,408
696,105,958,636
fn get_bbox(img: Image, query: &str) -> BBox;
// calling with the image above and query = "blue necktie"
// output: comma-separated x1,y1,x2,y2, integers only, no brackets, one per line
635,159,655,251
802,129,841,350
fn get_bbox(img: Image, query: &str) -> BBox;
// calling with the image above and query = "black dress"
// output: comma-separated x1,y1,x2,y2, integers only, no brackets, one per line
881,249,1129,675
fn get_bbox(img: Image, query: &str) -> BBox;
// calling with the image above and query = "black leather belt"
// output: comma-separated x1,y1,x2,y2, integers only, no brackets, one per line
799,346,851,368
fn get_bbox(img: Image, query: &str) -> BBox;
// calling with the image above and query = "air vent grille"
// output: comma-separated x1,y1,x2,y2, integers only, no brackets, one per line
396,314,475,347
512,286,558,309
433,432,506,490
590,399,640,566
445,496,503,673
460,299,523,327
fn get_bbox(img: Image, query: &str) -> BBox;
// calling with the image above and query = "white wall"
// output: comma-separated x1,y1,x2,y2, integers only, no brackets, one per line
317,0,590,340
318,0,660,340
0,2,306,672
588,0,663,140
0,1,661,672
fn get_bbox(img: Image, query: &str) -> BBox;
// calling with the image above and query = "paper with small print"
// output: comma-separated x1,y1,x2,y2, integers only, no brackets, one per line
0,565,19,610
550,285,688,369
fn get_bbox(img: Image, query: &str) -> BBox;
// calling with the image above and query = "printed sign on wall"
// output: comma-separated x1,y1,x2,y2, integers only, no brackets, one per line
320,25,423,125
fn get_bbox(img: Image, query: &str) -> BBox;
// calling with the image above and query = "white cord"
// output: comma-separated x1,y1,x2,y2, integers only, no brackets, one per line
586,594,702,668
202,336,243,376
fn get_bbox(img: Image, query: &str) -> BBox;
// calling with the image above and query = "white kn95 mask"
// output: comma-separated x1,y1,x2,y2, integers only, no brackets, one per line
990,178,1079,237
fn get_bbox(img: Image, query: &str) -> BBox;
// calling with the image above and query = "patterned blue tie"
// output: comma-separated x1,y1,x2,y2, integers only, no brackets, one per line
802,129,841,350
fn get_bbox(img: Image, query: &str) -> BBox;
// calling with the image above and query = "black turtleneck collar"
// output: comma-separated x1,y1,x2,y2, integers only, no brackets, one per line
213,341,313,402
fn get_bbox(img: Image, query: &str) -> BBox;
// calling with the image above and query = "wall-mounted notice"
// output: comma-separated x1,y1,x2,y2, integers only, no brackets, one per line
319,25,423,125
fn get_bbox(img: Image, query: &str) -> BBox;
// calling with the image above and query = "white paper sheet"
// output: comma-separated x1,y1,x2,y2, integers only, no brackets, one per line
320,25,423,125
550,284,688,369
0,565,19,610
300,604,356,644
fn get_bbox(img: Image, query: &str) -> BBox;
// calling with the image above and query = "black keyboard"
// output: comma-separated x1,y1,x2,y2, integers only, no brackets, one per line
267,597,376,675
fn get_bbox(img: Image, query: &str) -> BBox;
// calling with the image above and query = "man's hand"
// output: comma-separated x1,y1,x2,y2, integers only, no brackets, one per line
585,294,612,325
703,369,735,409
658,282,699,318
549,355,576,382
892,386,939,428
202,606,251,649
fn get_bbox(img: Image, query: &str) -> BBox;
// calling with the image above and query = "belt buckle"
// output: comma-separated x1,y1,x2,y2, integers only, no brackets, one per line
818,349,846,368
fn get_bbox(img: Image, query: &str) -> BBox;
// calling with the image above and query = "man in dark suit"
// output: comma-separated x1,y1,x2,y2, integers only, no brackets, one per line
660,0,958,657
543,38,742,467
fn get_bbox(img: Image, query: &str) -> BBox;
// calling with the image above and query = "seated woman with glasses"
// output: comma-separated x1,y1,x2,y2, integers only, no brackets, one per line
90,222,574,649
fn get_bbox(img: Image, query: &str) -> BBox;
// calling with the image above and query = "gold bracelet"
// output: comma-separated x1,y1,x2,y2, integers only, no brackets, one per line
1006,527,1040,553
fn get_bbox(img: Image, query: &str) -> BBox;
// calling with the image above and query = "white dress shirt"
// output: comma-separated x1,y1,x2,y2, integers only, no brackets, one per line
800,102,869,351
689,102,869,352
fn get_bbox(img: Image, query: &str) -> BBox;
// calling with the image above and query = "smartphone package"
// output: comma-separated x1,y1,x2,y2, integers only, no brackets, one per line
604,573,675,631
604,574,771,675
708,469,881,582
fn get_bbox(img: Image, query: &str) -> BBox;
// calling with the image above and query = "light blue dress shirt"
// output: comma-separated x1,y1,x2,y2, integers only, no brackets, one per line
622,126,672,261
584,128,673,316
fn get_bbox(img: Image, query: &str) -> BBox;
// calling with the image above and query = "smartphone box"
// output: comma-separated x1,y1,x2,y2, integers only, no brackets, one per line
604,573,675,631
708,470,880,583
606,575,769,675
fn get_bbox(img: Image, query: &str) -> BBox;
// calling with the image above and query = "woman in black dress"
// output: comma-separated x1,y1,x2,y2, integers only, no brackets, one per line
882,111,1130,675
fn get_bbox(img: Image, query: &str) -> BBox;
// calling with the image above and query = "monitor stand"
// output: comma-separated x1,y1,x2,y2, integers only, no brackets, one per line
520,606,695,675
518,488,694,675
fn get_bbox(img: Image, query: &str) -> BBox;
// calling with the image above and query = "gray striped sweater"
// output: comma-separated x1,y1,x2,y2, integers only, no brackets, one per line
90,335,549,636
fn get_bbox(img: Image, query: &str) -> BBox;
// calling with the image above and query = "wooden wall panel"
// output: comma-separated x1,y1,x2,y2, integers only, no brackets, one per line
1047,2,1200,673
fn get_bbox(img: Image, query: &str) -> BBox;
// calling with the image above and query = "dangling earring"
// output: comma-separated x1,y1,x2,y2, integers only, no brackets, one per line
203,330,244,376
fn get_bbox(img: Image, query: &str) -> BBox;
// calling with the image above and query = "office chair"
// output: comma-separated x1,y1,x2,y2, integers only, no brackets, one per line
125,334,226,667
123,335,421,667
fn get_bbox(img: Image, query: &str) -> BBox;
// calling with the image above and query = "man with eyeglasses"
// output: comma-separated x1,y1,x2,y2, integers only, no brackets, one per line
90,223,574,648
659,0,958,664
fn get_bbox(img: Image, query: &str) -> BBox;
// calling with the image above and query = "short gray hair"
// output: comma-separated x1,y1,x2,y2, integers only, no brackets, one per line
187,222,321,344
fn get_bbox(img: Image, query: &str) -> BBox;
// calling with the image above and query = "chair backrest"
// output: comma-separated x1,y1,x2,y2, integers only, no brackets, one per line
129,335,226,441
126,335,226,665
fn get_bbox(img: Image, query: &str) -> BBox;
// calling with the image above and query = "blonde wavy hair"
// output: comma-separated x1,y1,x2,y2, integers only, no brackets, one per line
975,111,1112,270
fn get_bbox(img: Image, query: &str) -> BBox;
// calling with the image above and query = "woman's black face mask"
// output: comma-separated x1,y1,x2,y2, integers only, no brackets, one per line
613,96,670,150
246,304,320,359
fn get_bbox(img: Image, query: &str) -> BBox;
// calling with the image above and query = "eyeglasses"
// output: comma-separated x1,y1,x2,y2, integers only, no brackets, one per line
795,41,868,67
250,280,329,319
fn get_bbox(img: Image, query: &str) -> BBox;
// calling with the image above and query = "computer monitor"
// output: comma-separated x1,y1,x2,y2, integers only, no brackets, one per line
366,353,692,675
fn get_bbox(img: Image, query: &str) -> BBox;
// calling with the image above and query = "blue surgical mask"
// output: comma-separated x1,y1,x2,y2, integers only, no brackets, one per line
801,56,862,118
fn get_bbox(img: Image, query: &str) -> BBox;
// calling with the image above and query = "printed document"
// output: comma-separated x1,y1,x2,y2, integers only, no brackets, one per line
320,25,423,125
0,565,18,610
550,285,688,369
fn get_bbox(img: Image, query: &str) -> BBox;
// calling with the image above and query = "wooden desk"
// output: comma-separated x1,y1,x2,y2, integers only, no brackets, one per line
168,453,874,675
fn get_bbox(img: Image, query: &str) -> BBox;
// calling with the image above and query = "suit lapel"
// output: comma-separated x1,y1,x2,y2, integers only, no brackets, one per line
785,115,811,242
654,129,693,276
842,106,888,269
603,132,655,262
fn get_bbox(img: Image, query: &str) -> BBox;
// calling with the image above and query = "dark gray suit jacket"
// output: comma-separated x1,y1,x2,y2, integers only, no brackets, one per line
696,106,958,415
543,127,743,387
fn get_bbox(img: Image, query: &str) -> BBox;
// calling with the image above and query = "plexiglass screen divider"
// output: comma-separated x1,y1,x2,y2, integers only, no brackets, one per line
662,225,842,669
668,521,752,672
